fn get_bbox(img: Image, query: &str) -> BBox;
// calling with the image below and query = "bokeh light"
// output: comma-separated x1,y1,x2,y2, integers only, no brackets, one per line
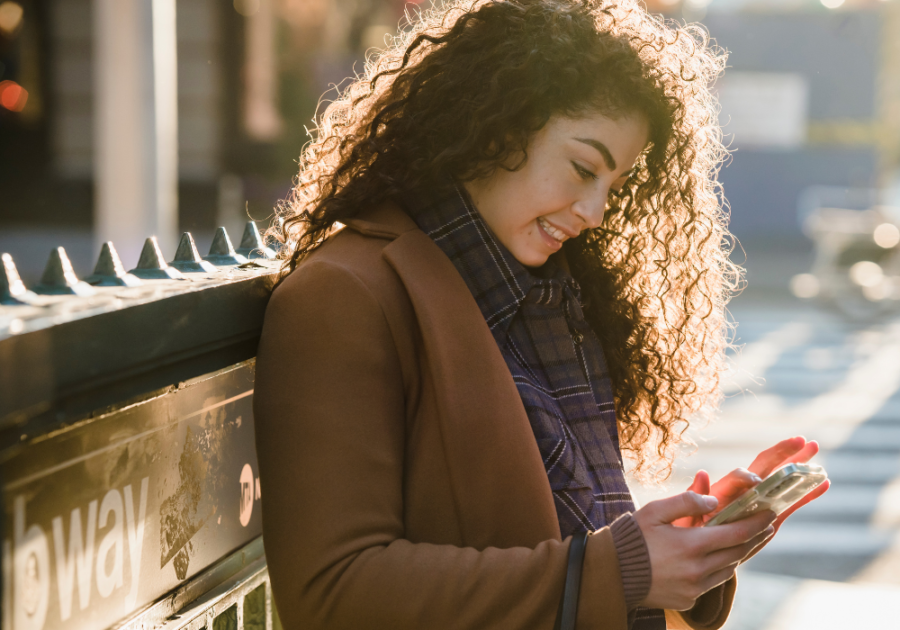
873,223,900,249
0,79,28,112
849,260,884,288
790,273,820,299
0,1,23,36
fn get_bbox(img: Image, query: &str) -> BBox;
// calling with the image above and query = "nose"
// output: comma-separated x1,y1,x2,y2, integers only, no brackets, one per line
572,188,608,230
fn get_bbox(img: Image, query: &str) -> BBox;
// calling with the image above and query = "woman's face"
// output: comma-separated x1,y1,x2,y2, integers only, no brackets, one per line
464,111,650,268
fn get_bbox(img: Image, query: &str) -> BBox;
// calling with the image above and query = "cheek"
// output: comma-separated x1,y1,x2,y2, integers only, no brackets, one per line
519,175,567,217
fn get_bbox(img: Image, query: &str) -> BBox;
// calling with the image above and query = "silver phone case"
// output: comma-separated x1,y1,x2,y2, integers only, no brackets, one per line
704,463,828,527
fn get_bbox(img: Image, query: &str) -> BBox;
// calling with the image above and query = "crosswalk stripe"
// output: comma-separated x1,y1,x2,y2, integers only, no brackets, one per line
724,321,814,394
761,524,897,554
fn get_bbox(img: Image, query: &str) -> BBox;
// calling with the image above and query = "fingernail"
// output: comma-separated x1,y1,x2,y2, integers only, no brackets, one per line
765,526,775,538
704,496,718,510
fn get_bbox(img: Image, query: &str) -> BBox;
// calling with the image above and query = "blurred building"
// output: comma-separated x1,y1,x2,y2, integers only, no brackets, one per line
650,0,900,248
0,0,410,281
0,0,898,283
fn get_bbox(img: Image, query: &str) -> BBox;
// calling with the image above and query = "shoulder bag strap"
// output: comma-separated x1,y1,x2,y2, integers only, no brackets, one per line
554,531,589,630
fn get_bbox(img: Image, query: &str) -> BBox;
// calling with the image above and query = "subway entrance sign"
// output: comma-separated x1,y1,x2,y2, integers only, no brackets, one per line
1,226,281,630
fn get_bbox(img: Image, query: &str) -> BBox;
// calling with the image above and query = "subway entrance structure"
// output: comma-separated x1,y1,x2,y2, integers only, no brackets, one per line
1,224,282,630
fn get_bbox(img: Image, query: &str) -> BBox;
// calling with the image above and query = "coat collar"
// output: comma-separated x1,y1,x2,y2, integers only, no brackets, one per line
347,200,561,545
342,202,557,546
342,202,419,240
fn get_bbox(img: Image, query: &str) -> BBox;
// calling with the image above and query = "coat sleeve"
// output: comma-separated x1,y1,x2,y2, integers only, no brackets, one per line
253,260,630,630
665,577,737,629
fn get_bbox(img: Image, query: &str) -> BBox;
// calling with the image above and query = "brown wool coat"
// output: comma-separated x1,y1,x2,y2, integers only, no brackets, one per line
253,202,736,629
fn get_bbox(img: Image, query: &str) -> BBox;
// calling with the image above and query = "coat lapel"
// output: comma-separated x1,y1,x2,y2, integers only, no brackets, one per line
383,227,561,548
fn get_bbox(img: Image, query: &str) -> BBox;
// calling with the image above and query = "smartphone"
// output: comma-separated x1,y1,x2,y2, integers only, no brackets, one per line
703,463,828,527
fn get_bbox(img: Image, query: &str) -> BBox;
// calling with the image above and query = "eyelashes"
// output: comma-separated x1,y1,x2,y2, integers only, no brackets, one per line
571,161,598,181
572,161,637,188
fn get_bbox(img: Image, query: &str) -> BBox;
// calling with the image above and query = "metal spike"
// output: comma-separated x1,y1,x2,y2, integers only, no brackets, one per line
169,233,218,273
236,221,276,260
203,227,248,266
129,237,185,280
1,253,38,304
85,242,143,287
34,247,97,296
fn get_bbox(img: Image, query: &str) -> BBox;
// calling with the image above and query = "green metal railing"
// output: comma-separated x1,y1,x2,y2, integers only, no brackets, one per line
2,224,281,630
114,539,282,630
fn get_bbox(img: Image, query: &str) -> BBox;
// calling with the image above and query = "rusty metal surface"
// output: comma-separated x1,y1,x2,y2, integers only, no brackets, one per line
2,361,265,630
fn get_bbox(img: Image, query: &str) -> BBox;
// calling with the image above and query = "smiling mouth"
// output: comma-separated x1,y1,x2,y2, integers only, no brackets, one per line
538,217,569,243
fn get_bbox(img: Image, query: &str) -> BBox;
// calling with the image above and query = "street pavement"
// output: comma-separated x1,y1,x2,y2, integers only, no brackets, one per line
627,293,900,629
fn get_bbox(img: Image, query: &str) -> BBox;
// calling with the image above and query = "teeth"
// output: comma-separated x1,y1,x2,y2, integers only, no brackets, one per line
539,217,566,242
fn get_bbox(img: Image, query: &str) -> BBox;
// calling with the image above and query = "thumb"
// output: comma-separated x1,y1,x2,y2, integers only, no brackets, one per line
646,492,718,525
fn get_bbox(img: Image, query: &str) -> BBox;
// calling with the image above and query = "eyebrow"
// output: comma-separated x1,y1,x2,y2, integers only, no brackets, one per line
574,137,616,171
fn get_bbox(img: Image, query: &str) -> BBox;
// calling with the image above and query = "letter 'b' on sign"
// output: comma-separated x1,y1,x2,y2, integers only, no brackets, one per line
14,496,51,630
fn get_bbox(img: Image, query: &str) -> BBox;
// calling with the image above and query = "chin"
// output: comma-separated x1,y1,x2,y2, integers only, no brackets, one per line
514,250,550,268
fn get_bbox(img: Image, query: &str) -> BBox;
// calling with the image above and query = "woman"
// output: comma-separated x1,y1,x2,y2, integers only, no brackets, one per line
253,0,828,628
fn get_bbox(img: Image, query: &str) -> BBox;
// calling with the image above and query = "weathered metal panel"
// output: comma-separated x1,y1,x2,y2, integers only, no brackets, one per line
0,261,278,446
2,361,263,630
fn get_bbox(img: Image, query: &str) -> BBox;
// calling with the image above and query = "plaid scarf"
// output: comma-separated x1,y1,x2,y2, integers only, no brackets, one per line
403,180,665,629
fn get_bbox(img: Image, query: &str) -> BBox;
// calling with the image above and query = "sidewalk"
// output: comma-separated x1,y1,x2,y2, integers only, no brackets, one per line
628,296,900,629
727,570,899,630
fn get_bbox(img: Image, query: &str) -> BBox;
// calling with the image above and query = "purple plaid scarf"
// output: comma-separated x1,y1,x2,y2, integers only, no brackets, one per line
402,180,665,629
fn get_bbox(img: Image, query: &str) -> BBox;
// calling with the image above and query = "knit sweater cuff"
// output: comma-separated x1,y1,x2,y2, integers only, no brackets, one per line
609,512,652,610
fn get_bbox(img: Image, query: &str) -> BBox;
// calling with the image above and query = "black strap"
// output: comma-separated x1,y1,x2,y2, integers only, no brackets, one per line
554,531,589,630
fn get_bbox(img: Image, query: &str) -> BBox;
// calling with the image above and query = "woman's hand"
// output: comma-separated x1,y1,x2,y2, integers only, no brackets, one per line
672,468,761,528
742,436,830,535
676,436,831,552
634,492,775,611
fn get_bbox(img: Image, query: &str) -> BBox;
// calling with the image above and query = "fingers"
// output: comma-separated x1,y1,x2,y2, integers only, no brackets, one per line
697,509,776,552
687,470,711,495
742,481,831,564
703,524,774,571
781,440,820,466
774,478,831,530
748,436,807,478
703,468,762,525
672,471,713,528
699,564,740,596
644,492,718,526
709,468,761,502
638,502,771,611
710,468,761,492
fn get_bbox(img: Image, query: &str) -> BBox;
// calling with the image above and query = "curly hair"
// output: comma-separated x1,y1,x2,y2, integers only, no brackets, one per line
274,0,740,478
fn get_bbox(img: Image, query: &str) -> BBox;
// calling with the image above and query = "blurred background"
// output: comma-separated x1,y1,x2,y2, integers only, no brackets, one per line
0,0,898,282
2,0,900,628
